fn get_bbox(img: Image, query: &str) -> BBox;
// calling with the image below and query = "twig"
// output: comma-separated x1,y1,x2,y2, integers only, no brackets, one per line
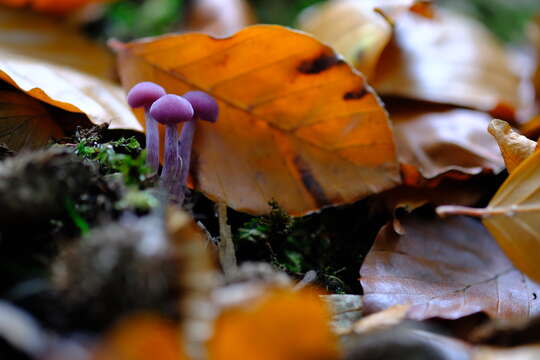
217,202,238,277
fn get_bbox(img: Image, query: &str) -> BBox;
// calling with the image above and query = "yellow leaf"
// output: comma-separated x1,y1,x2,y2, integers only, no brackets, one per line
488,119,537,173
0,7,140,131
208,288,341,360
0,89,63,150
112,25,400,215
482,148,540,282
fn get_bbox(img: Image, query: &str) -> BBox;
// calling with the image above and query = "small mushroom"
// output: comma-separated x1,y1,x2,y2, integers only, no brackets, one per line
127,82,166,173
178,91,219,204
149,94,194,198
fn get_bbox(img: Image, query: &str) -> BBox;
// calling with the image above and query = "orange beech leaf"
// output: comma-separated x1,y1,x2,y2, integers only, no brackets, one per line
92,315,188,360
208,288,341,360
112,25,400,215
361,213,540,321
300,2,520,119
390,102,504,182
0,0,111,13
0,89,63,150
0,7,140,131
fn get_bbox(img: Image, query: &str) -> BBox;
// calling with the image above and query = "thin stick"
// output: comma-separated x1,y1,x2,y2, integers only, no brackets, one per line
436,205,490,218
217,202,237,276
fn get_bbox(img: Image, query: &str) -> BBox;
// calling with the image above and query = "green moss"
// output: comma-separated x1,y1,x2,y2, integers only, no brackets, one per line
76,136,151,186
235,201,369,294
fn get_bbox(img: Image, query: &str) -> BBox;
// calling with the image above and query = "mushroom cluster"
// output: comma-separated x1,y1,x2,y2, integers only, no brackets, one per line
127,82,218,204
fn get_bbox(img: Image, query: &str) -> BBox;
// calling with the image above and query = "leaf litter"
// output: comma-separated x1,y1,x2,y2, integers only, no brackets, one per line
1,0,540,359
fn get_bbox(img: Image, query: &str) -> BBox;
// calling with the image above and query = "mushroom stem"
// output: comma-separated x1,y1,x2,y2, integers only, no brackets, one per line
144,109,160,173
160,124,181,195
173,118,197,204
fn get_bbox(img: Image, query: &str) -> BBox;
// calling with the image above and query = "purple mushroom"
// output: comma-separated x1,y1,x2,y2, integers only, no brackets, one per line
177,91,218,203
149,94,194,197
127,82,166,173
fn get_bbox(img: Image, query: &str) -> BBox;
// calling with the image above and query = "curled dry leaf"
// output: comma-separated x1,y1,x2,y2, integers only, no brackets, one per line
185,0,256,37
0,0,110,13
371,8,520,118
481,148,540,282
0,8,140,130
488,119,536,173
300,2,520,117
360,213,540,321
390,103,504,182
297,0,397,78
113,25,400,215
208,288,341,360
0,89,63,150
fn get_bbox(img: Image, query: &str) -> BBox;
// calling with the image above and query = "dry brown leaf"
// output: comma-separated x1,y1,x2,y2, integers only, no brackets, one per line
185,0,256,37
208,288,341,360
361,213,540,321
390,103,504,182
92,315,188,360
300,2,520,117
298,0,396,78
473,346,540,360
0,7,140,130
0,0,111,13
371,8,520,119
488,119,536,173
480,148,540,283
352,304,411,335
113,25,400,215
0,89,63,150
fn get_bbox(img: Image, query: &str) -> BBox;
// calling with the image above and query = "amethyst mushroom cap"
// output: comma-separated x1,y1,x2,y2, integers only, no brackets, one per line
127,82,166,173
149,94,194,198
175,91,219,204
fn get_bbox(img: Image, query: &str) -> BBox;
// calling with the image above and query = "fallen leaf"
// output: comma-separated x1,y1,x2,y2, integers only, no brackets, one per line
185,0,256,37
298,0,396,78
352,304,411,335
92,315,188,360
488,119,536,173
0,89,63,150
320,294,363,334
360,213,540,321
113,25,400,215
208,288,341,360
0,0,110,13
473,345,540,360
0,7,140,130
390,102,504,181
481,148,540,282
371,7,521,119
301,2,521,118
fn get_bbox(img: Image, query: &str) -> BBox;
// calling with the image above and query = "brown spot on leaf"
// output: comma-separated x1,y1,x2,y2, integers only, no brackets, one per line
293,155,330,207
298,53,344,74
344,87,368,100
